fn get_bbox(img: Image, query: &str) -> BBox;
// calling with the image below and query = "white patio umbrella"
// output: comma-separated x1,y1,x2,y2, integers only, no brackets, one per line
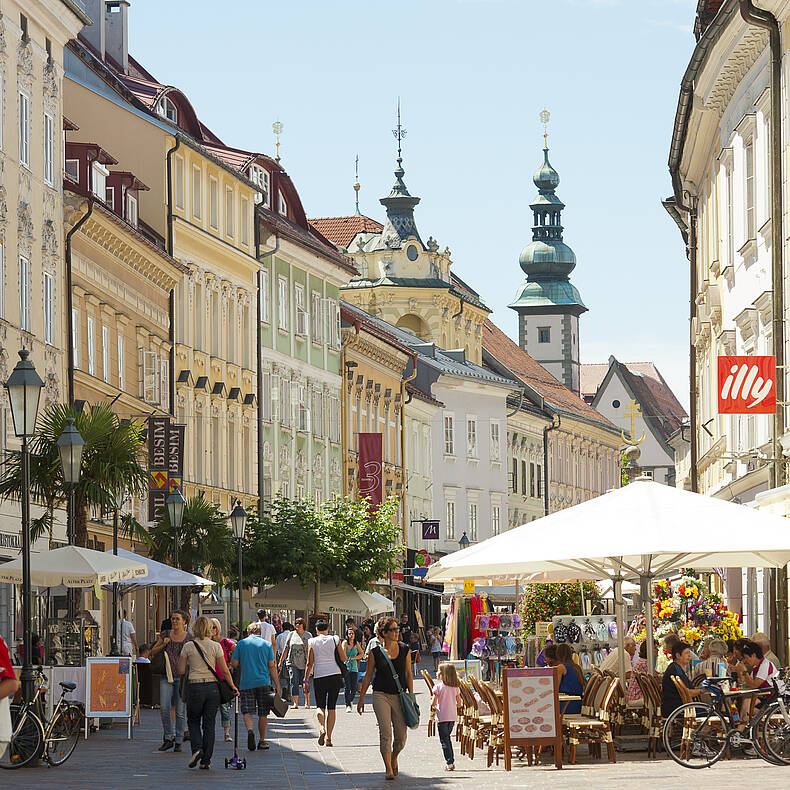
0,545,148,587
359,590,395,615
102,548,215,591
254,577,393,618
426,479,790,679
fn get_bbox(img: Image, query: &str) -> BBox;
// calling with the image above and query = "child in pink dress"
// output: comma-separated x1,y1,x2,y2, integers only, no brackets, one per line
431,663,462,771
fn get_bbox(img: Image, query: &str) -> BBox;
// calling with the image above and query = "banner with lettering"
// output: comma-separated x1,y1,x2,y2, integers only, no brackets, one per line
358,432,383,507
168,423,185,493
148,416,170,521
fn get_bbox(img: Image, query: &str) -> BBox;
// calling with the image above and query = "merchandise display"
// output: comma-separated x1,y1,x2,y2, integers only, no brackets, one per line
547,615,619,674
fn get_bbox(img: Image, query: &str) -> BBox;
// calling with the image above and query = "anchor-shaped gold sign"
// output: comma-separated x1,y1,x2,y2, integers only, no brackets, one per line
621,399,646,445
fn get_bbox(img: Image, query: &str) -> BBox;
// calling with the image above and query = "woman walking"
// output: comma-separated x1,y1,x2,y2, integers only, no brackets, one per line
279,618,312,708
150,609,193,752
210,618,236,742
342,627,361,713
358,615,413,780
305,620,347,747
177,616,238,770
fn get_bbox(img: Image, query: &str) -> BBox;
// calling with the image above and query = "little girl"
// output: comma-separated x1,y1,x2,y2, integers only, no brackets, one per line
431,663,462,771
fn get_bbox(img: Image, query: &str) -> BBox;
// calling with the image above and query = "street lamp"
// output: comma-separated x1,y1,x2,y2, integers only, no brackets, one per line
57,417,84,619
5,349,44,702
166,487,186,609
229,500,247,634
458,532,470,551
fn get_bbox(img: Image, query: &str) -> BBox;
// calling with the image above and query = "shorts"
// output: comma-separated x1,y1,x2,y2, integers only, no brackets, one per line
313,675,341,710
239,685,273,717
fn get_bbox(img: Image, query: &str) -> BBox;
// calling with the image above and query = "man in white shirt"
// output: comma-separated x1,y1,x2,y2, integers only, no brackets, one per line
257,609,277,658
116,610,138,656
599,636,637,684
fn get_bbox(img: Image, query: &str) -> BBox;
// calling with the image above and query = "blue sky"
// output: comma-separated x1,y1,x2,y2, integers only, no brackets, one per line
128,0,696,405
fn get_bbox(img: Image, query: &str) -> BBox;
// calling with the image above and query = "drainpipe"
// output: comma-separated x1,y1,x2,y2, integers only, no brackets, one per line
543,410,560,516
65,199,93,405
400,353,418,547
688,201,699,494
165,137,180,418
256,218,280,511
739,0,787,667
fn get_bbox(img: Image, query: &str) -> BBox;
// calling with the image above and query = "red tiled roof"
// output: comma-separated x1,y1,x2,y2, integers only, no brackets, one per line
482,320,615,428
309,215,384,248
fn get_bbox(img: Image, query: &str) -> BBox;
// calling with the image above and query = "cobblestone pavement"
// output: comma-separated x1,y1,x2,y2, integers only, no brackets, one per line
8,680,790,789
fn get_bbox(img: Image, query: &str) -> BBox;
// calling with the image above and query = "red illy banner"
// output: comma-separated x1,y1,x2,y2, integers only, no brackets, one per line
717,355,776,415
358,432,383,506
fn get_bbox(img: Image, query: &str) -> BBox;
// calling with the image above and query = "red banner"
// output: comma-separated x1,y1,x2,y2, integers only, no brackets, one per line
718,355,776,415
358,432,383,506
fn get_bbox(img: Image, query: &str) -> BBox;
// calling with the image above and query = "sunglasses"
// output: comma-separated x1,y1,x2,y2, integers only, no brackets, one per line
384,627,399,633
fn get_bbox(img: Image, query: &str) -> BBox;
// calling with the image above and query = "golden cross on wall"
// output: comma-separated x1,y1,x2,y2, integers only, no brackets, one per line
620,399,646,445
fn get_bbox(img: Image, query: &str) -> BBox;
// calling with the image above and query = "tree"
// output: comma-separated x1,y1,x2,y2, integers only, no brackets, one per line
147,496,234,609
0,403,148,547
519,582,602,634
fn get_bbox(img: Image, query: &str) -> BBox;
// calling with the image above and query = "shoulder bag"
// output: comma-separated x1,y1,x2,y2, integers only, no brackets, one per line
150,641,167,675
378,645,420,730
192,640,235,705
333,636,349,678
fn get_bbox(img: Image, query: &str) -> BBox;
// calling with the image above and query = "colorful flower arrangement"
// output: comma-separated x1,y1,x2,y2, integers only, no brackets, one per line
518,582,601,634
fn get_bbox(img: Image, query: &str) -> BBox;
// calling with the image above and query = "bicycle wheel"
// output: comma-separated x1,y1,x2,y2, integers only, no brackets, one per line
760,700,790,765
0,704,45,769
46,704,83,766
662,702,728,768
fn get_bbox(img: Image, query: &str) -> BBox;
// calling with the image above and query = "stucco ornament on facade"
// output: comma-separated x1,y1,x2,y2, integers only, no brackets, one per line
703,29,767,115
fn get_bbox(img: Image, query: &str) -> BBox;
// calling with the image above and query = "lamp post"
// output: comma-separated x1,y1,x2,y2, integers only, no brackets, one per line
56,417,84,620
458,532,470,551
5,350,44,702
229,500,247,634
166,488,186,610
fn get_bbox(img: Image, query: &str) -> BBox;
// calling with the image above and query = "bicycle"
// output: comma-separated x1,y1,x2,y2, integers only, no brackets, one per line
759,675,790,765
0,668,83,769
662,676,783,768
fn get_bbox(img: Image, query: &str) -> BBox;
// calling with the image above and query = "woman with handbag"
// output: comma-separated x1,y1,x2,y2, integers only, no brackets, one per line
210,618,236,742
0,634,19,761
149,609,192,752
305,620,347,747
177,616,238,770
357,615,414,781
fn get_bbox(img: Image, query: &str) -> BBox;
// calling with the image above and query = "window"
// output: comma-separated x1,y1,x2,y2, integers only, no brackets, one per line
444,414,455,455
294,284,307,336
512,457,518,492
18,91,30,167
0,237,4,318
492,505,501,536
86,316,95,374
279,190,287,216
745,140,755,239
224,186,234,238
262,372,272,421
209,177,218,229
490,420,500,461
536,464,542,498
260,269,270,323
117,334,124,389
468,502,478,541
91,162,108,199
240,195,249,245
297,385,310,432
19,255,30,331
530,462,536,498
43,272,54,344
65,159,79,182
72,308,79,368
466,417,477,458
227,425,236,490
158,96,178,124
521,460,527,495
102,325,110,382
192,166,202,219
105,186,115,208
329,396,341,442
248,164,270,206
279,377,291,427
312,391,323,437
281,480,289,499
43,113,54,185
311,292,323,343
174,155,184,209
538,326,551,343
278,276,289,331
126,193,138,227
139,349,159,404
445,500,456,540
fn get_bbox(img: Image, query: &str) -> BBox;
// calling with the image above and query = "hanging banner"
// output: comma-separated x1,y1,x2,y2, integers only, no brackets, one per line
168,423,185,492
148,416,169,520
358,432,383,506
718,355,776,415
421,520,440,541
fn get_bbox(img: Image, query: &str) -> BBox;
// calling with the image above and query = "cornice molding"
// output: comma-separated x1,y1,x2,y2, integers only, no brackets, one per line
703,28,768,116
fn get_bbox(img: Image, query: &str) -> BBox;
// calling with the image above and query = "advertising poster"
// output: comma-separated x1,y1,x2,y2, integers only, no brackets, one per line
86,657,132,718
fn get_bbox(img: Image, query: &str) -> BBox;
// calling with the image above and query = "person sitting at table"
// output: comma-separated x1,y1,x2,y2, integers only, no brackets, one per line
625,640,659,705
661,641,701,718
599,635,637,685
732,640,785,726
749,632,781,669
135,644,151,663
545,644,584,714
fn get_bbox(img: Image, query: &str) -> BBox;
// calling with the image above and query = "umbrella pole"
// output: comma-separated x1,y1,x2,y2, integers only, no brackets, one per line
642,574,655,674
614,578,627,690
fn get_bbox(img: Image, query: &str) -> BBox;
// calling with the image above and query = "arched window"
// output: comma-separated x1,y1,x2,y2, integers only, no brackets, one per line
157,96,178,124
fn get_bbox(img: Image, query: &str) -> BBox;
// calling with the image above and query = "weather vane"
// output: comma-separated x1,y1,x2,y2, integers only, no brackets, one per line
354,155,361,215
392,98,407,161
272,120,284,162
540,108,550,148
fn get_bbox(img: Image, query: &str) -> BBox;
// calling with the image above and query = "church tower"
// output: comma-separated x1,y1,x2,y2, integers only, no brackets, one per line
509,113,587,393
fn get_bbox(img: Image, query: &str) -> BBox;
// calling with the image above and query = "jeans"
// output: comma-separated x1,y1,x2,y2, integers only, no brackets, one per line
288,665,305,699
438,721,455,764
159,676,186,744
220,700,232,727
343,670,358,707
186,681,221,765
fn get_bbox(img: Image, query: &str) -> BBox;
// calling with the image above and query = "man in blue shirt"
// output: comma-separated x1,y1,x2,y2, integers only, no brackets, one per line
231,622,280,751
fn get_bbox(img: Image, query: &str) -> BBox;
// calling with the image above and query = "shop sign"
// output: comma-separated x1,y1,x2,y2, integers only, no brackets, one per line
421,520,439,540
411,567,428,578
148,417,186,520
0,532,21,550
414,550,432,568
718,355,776,415
463,580,475,594
358,433,383,506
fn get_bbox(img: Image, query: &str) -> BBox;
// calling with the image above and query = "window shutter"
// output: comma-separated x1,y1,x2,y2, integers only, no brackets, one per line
334,302,342,349
271,373,280,422
160,357,170,410
143,350,159,404
138,347,145,399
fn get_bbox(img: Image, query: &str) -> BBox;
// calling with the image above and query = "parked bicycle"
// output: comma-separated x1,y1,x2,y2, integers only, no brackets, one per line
0,668,83,769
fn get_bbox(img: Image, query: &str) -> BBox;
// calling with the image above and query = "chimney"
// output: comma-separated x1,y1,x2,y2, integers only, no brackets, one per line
104,1,130,73
80,0,105,57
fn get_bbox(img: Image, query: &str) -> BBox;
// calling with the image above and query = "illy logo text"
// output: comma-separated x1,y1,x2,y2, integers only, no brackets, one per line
717,356,777,415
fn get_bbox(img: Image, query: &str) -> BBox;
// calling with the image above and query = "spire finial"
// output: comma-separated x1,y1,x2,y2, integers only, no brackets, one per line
392,97,407,171
540,108,550,149
272,120,284,162
353,154,361,215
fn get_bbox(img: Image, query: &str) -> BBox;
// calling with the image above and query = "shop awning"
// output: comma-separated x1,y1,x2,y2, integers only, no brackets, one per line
396,582,442,597
254,578,393,617
103,548,215,591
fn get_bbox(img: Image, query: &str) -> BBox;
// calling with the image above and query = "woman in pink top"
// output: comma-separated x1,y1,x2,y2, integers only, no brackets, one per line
431,663,462,771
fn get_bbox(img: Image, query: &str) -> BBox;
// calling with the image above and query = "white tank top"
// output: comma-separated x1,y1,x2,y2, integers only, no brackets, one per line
310,634,340,679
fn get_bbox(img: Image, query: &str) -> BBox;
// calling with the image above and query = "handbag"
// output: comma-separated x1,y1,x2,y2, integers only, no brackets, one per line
179,665,190,702
333,636,349,679
265,689,289,718
378,646,420,730
150,646,167,675
192,640,235,705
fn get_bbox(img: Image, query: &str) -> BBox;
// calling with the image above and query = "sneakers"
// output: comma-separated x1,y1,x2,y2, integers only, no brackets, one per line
247,730,256,752
445,763,455,771
199,763,210,770
189,750,202,768
257,740,270,750
346,706,352,713
158,739,175,752
224,733,233,742
173,744,182,753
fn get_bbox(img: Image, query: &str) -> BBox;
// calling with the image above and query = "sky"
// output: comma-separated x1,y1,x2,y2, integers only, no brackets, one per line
127,0,697,406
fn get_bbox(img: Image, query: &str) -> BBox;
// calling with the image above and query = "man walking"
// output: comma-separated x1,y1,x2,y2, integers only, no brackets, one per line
231,622,280,751
398,613,412,646
116,610,138,656
256,609,277,657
